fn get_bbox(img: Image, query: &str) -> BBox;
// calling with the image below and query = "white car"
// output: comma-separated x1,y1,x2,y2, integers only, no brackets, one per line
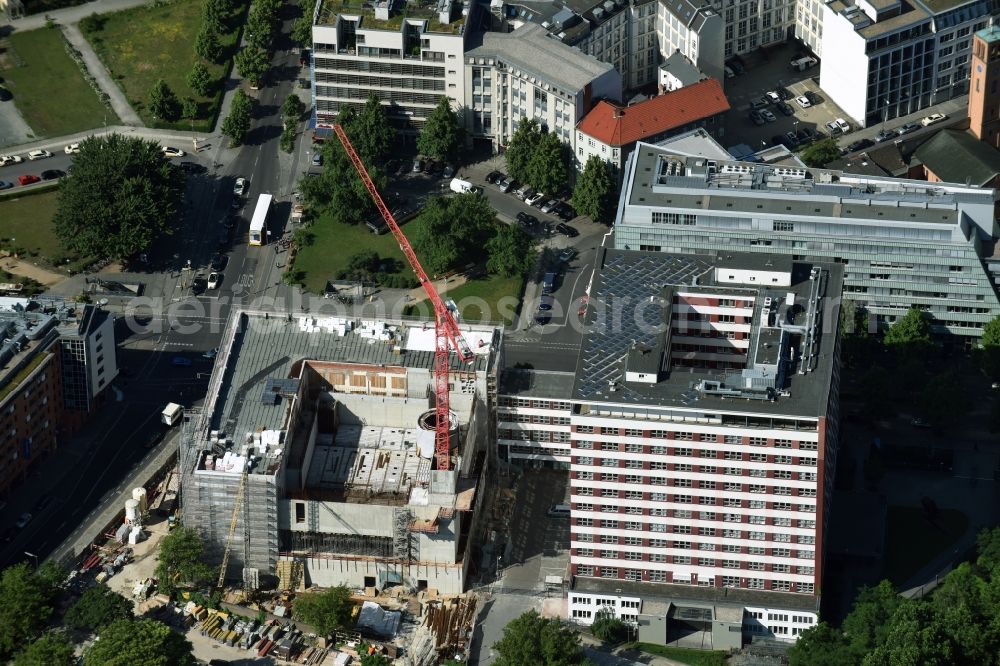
233,177,247,196
27,149,52,160
921,113,947,127
64,143,81,154
765,91,781,104
795,95,812,109
162,146,185,157
824,120,842,136
526,192,545,207
0,154,23,166
835,118,851,133
207,272,221,289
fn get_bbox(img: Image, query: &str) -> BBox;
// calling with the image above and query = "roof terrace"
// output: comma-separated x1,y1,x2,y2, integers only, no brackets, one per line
318,0,468,33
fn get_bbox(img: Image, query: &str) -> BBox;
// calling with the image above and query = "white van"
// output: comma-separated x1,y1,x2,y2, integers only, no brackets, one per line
161,402,183,427
449,178,481,194
547,504,571,518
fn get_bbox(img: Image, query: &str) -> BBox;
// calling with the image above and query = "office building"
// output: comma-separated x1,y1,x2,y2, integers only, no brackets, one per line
500,249,840,642
817,0,996,127
575,77,729,172
613,142,1000,339
0,300,116,498
181,309,502,593
465,22,622,149
310,0,472,132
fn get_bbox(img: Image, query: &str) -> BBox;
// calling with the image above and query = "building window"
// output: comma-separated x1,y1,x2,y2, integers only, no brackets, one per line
295,502,306,524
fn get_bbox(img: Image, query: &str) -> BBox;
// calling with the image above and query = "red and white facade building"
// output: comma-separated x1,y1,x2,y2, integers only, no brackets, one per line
499,250,843,643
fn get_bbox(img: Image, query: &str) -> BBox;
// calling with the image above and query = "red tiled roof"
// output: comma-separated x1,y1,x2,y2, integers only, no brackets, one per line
577,79,730,147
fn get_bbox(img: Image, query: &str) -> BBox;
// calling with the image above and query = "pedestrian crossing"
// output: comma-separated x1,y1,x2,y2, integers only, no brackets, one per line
237,273,255,288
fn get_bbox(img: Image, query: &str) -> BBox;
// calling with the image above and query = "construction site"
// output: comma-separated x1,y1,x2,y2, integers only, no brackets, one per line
180,309,503,596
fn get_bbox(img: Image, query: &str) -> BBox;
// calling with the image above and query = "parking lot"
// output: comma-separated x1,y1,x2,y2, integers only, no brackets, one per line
500,469,571,592
721,43,857,153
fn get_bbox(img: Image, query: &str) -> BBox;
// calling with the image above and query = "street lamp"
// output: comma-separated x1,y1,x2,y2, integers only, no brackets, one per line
24,551,38,569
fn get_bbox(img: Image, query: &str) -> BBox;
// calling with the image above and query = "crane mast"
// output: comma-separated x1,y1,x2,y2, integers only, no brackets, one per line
332,124,473,471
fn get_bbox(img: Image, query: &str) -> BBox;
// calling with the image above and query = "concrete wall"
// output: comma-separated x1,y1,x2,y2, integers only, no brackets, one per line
289,554,464,594
818,9,869,126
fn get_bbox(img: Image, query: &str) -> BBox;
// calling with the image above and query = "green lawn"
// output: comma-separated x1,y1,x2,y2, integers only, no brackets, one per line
883,506,969,585
0,189,62,259
632,643,728,666
0,28,117,137
440,274,524,324
81,0,247,131
291,213,425,293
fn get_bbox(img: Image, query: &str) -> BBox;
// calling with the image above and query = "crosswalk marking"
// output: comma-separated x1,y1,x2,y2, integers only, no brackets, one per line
238,273,255,288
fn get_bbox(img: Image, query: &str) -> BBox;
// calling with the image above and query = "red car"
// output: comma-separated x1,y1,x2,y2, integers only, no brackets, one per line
18,174,39,186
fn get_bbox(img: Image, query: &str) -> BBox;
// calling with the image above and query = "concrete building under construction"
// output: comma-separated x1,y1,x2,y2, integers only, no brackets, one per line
181,309,502,594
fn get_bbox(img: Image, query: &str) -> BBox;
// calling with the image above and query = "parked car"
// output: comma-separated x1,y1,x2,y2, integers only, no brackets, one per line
795,95,812,109
211,254,229,271
422,159,436,173
726,59,744,75
777,101,794,116
772,134,792,149
498,177,516,193
486,170,504,184
825,120,843,136
540,199,559,214
896,122,921,136
777,87,793,100
783,131,799,147
558,248,576,263
835,118,851,133
750,97,769,110
18,174,39,186
516,211,538,228
0,180,11,190
554,202,576,221
555,223,578,237
64,143,80,154
921,113,948,127
765,91,781,104
761,109,776,122
796,127,817,143
207,272,222,289
15,513,31,529
0,155,23,166
441,164,455,179
526,191,545,206
203,348,219,360
514,184,532,199
172,356,192,367
749,110,765,126
161,146,185,157
847,138,874,153
412,158,424,172
0,86,11,102
40,169,64,180
27,149,52,160
234,177,248,196
537,295,554,311
875,128,897,143
804,90,822,105
311,153,323,167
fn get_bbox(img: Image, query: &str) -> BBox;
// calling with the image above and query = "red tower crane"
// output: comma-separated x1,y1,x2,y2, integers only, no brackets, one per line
333,124,473,471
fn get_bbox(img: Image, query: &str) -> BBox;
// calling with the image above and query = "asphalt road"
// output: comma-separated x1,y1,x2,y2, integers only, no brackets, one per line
0,8,307,570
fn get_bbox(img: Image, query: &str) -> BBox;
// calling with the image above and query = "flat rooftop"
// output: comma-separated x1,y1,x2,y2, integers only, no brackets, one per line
572,576,821,612
318,0,467,33
625,142,996,227
573,249,843,417
306,425,430,494
199,311,497,476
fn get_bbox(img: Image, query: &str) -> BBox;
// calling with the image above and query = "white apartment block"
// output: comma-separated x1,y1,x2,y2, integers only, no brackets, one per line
656,0,725,80
465,22,622,149
310,0,471,132
818,0,996,127
498,249,841,643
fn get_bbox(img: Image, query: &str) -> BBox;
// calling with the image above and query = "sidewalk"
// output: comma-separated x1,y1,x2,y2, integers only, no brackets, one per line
3,124,205,154
61,22,142,126
2,0,152,31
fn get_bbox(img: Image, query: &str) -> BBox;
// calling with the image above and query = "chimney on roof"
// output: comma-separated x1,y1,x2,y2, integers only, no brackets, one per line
613,107,623,119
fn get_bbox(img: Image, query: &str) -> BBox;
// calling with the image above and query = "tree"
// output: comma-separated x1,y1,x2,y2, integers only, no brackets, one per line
504,118,540,183
181,97,198,122
247,1,280,50
353,93,395,163
411,194,494,275
293,585,354,637
492,611,587,666
221,89,254,147
53,134,184,263
527,131,568,194
148,79,180,122
980,315,1000,379
486,224,533,277
417,96,464,161
883,307,932,356
787,622,853,666
800,138,841,167
572,155,614,223
841,580,905,659
13,632,74,666
84,618,194,666
292,14,313,46
280,124,296,153
194,26,222,64
359,648,391,666
0,562,64,661
282,93,306,120
186,62,213,97
235,47,269,86
154,527,215,595
590,608,627,644
983,315,1000,349
64,585,134,632
202,0,227,33
863,602,956,666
